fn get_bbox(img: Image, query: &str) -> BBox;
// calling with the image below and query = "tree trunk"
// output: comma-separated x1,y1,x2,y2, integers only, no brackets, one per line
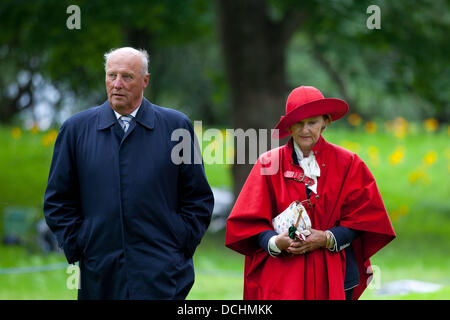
216,0,294,197
0,75,34,124
125,28,161,102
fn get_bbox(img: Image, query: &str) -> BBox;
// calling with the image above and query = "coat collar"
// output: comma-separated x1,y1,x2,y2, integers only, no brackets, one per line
97,97,155,131
311,134,325,157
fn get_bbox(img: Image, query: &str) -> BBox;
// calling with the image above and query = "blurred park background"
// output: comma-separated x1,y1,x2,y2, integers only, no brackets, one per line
0,0,449,299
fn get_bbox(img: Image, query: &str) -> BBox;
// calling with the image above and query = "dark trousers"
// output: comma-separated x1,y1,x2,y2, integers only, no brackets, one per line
345,289,353,300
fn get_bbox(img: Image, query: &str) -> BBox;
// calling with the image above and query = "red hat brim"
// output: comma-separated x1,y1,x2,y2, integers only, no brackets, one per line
273,98,348,139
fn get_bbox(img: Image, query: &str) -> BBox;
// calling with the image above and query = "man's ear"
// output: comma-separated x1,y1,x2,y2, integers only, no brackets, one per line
143,74,150,88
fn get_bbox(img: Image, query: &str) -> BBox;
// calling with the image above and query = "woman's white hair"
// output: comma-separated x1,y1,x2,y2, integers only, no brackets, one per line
104,47,149,77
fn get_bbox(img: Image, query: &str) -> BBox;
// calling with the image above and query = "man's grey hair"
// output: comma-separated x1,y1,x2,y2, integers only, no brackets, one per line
104,47,149,77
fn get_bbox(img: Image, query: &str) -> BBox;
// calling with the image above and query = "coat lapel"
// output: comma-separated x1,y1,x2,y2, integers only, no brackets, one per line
112,121,125,141
134,98,155,131
96,98,155,143
97,101,117,130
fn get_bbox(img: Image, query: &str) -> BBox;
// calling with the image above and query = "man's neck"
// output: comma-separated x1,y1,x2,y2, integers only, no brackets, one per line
111,97,143,116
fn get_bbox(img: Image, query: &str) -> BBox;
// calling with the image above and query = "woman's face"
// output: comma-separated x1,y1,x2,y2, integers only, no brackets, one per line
289,116,330,155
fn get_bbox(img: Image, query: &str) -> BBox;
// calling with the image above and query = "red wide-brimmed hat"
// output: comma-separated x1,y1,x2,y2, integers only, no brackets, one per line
273,86,349,139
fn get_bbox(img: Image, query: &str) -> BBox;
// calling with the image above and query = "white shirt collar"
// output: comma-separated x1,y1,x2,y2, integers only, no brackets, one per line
293,140,321,194
113,103,141,120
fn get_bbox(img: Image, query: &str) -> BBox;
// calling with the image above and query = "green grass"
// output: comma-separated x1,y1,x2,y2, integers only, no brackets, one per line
0,128,54,208
188,233,244,300
0,245,76,299
0,123,449,299
204,163,232,189
1,233,449,300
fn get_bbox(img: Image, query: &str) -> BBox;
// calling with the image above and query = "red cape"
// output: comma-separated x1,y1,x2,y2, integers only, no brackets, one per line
225,137,396,300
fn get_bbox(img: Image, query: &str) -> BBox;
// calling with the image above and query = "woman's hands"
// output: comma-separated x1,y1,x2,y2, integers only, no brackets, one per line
288,228,327,254
274,231,294,251
275,228,327,255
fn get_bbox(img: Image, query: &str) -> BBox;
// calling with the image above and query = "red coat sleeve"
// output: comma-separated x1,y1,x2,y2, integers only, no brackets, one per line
225,154,278,256
338,155,395,256
337,154,396,299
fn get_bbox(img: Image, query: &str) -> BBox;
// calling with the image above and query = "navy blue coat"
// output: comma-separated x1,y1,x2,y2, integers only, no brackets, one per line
44,98,214,299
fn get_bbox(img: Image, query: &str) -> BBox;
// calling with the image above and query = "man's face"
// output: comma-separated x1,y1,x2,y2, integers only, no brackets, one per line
105,52,149,114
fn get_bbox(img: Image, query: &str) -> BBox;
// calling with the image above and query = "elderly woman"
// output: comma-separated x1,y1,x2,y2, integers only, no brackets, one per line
225,86,396,300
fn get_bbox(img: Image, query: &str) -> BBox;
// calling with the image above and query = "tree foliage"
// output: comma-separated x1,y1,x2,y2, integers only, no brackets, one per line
215,0,449,195
0,0,219,124
0,0,448,195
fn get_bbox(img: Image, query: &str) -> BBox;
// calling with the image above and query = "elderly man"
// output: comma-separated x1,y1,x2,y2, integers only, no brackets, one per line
44,47,214,299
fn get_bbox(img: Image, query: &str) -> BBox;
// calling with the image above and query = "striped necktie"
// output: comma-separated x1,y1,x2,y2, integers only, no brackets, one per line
119,115,133,132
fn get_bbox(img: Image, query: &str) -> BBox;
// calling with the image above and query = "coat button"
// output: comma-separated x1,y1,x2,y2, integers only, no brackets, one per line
315,195,319,199
322,164,325,167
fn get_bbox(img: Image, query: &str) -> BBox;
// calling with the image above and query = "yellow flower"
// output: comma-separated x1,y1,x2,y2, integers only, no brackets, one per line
390,205,409,222
423,118,439,132
348,113,362,126
341,140,361,153
30,123,39,134
389,151,403,165
367,146,379,157
408,167,425,184
384,120,393,133
392,117,409,139
408,166,431,185
42,129,58,147
394,117,408,126
11,127,22,139
422,151,437,166
367,146,380,167
364,121,377,134
389,146,405,165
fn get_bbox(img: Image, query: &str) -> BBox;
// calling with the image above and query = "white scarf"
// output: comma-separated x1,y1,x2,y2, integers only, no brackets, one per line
293,141,321,194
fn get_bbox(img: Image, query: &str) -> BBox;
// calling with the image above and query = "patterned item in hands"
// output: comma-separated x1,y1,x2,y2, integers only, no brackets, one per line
272,201,311,240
